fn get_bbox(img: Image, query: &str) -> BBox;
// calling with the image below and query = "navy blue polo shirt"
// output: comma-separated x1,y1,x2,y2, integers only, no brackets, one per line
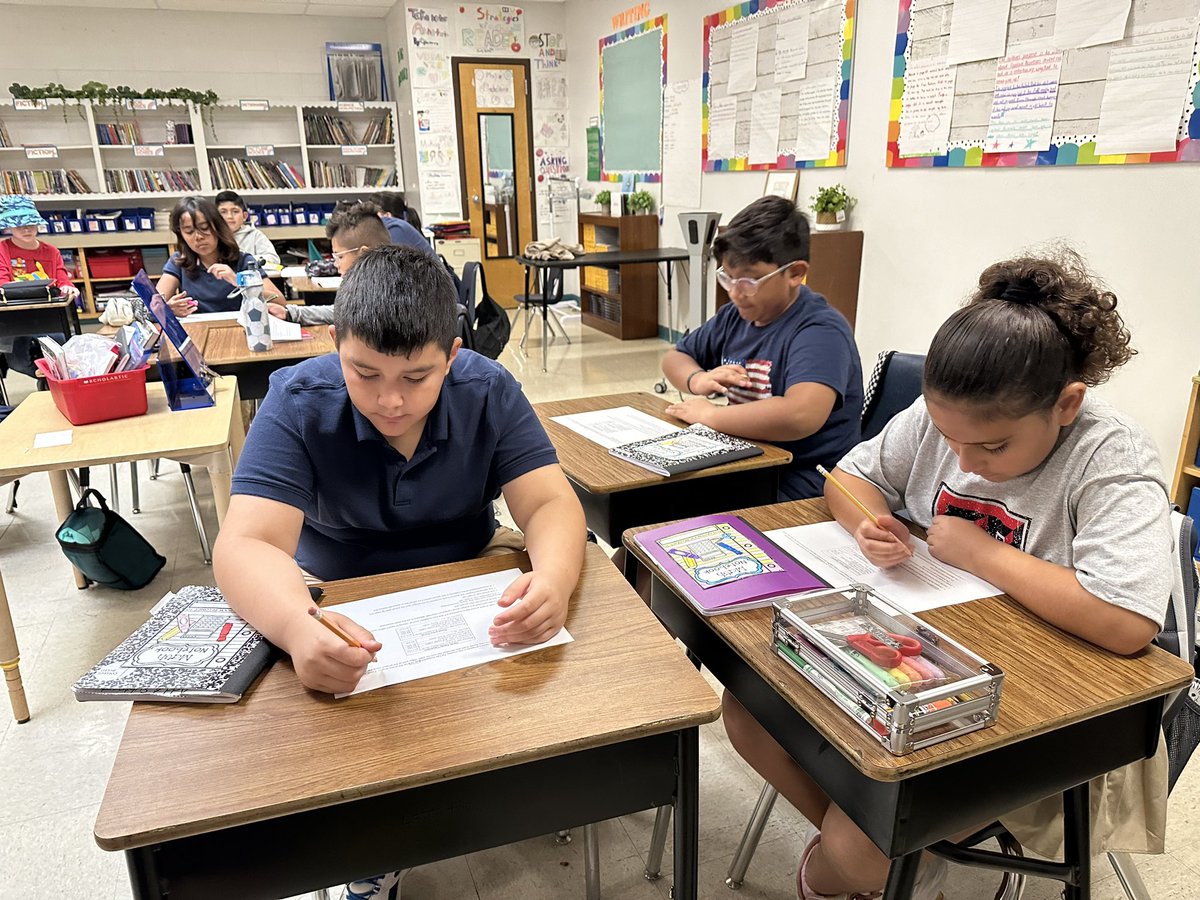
231,349,558,580
162,252,257,313
381,215,435,257
676,285,863,500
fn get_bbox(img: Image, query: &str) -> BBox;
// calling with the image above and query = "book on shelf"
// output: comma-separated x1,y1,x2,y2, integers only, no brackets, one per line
1,168,92,194
72,585,280,703
210,155,305,190
610,424,763,476
631,514,828,616
361,114,394,145
0,118,11,148
103,168,200,193
309,160,396,188
95,121,143,145
303,113,357,144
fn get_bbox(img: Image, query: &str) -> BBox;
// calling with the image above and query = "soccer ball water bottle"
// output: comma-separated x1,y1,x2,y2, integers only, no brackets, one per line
238,268,273,352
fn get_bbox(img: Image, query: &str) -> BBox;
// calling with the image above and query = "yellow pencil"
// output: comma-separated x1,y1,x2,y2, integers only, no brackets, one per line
308,606,362,648
816,465,911,554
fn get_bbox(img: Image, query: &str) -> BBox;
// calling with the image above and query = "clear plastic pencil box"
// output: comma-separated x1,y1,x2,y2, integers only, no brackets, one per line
772,584,1004,755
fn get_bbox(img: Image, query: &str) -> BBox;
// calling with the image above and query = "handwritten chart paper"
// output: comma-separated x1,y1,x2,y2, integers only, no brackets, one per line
1052,0,1131,50
749,88,784,164
1096,18,1200,155
707,96,739,160
663,79,703,209
473,68,515,108
793,77,838,161
775,7,811,82
984,48,1063,152
899,60,957,157
727,22,761,94
947,0,1012,65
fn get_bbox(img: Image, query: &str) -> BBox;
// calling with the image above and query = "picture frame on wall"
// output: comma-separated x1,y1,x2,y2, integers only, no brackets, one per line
763,171,799,202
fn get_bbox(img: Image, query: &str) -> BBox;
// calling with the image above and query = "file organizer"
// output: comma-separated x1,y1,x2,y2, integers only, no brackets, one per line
131,270,215,412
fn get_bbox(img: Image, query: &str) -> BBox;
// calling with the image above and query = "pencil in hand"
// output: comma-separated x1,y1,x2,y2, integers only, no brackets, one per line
816,465,911,555
308,606,363,648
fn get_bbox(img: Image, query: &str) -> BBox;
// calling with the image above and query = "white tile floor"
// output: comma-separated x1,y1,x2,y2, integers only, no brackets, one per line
2,316,1199,900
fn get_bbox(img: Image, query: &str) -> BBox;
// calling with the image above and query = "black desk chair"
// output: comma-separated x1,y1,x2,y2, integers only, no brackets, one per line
514,267,570,351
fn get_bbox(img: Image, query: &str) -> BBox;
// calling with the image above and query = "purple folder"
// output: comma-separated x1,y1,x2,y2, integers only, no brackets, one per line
633,513,828,615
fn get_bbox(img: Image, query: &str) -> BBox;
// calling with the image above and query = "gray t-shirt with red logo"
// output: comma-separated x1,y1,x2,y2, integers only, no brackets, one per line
837,394,1170,626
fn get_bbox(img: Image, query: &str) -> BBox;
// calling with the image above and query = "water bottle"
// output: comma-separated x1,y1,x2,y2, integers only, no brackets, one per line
237,268,272,352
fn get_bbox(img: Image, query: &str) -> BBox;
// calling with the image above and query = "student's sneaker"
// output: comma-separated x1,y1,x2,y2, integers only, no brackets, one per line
796,824,946,900
341,869,405,900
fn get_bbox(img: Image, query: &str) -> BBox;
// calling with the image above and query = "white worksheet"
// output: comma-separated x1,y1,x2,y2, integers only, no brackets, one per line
550,406,679,449
767,521,1001,613
334,569,573,698
947,0,1012,65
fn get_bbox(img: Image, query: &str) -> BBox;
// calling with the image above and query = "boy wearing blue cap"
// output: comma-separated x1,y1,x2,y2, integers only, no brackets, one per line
0,196,80,301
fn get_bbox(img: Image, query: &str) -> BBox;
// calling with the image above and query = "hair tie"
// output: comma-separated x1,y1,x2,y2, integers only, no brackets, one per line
999,282,1040,304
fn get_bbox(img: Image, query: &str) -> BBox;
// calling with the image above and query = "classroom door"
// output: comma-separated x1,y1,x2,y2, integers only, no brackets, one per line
454,59,535,307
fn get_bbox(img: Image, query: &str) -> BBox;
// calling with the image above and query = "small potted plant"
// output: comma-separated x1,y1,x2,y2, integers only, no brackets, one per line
810,183,856,231
594,189,612,216
628,189,656,216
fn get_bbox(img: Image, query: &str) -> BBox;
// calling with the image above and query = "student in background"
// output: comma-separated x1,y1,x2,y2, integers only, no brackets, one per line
724,250,1170,900
363,195,433,257
376,189,422,230
158,196,284,316
265,203,391,325
215,190,281,268
215,248,584,899
0,195,80,301
660,196,863,500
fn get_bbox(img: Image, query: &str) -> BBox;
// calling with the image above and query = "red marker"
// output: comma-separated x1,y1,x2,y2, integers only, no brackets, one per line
217,622,232,642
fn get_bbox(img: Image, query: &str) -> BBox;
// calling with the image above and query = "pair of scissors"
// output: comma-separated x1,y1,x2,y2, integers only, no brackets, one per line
816,630,922,668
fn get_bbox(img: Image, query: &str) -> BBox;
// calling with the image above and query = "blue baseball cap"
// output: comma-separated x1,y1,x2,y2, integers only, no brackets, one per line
0,195,48,231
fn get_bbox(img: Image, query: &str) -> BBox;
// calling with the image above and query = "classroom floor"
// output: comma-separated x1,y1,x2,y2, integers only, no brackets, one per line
3,315,1200,900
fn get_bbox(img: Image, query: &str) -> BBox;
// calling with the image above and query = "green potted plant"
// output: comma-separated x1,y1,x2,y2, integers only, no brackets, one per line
810,183,856,231
627,189,656,216
594,189,612,216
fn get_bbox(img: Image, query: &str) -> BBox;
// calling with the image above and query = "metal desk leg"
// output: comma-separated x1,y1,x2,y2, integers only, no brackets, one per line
0,566,30,723
882,850,921,900
673,727,700,900
583,821,601,900
1063,782,1091,900
541,268,550,373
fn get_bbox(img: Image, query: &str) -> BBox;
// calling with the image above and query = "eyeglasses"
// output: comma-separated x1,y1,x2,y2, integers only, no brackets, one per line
715,262,801,296
332,245,368,261
180,224,213,238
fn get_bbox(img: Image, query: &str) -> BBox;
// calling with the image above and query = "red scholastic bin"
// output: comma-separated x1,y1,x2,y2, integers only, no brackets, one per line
86,249,144,279
34,360,150,426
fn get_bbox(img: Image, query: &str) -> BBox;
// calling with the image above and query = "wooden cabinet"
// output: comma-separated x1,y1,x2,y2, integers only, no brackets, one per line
577,212,659,340
1171,376,1200,510
715,229,864,330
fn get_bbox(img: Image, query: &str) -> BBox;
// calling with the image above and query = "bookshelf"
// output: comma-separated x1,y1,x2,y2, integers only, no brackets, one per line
577,213,659,340
1171,376,1200,511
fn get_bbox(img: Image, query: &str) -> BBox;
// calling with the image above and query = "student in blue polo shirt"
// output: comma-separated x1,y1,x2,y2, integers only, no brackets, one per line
660,196,863,499
213,245,586,699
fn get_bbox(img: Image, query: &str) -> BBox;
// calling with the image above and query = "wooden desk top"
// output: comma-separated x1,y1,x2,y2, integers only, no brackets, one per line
0,295,74,315
196,321,336,367
289,275,339,293
535,393,793,494
625,499,1194,781
94,544,721,850
0,378,239,480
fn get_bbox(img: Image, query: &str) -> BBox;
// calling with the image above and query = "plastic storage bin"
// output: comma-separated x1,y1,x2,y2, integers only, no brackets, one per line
34,360,150,426
87,249,144,279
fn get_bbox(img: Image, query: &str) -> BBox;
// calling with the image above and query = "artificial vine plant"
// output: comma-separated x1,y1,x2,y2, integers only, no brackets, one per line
9,82,220,132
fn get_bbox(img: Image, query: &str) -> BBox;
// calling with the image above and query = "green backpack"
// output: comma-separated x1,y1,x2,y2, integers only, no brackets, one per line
56,489,166,590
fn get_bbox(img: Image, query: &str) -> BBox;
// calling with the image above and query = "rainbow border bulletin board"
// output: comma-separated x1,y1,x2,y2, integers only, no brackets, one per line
889,0,1200,168
599,16,668,182
703,0,856,171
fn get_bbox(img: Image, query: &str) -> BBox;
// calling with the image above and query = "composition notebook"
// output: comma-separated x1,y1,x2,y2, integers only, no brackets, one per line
73,585,279,703
610,424,763,476
633,514,828,615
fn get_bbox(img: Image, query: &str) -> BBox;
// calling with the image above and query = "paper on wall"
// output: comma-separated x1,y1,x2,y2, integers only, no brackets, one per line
663,78,702,208
474,68,515,108
898,59,958,157
533,110,569,148
727,22,761,94
792,77,838,162
414,88,454,134
1095,17,1199,155
748,88,783,164
421,169,462,217
1052,0,1131,50
407,6,452,49
774,6,811,82
533,70,569,109
412,48,452,88
984,47,1063,152
707,96,739,161
946,0,1012,65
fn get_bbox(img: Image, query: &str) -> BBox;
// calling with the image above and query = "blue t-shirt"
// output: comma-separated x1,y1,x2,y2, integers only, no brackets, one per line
381,215,435,257
231,349,559,581
676,286,863,500
161,251,257,313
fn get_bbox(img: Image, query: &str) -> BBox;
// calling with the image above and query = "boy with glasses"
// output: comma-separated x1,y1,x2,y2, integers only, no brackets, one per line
660,196,864,499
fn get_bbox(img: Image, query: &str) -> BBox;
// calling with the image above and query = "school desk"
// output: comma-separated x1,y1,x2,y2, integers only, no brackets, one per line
183,319,336,401
534,392,792,556
94,544,721,900
0,377,245,724
0,293,83,344
625,499,1193,900
287,274,340,299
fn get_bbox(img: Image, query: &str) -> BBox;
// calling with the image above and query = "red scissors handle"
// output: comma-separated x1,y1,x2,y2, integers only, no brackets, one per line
845,632,923,668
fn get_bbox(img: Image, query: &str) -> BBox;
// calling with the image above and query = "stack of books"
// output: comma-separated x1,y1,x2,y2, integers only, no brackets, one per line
103,168,201,193
303,113,356,144
309,161,396,188
210,156,305,190
1,168,92,194
429,220,471,239
361,114,393,144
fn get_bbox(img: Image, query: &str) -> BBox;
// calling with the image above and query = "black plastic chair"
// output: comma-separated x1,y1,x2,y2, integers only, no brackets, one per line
514,267,570,350
861,350,926,441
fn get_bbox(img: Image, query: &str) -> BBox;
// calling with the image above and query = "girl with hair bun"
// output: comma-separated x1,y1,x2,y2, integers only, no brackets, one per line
722,249,1171,900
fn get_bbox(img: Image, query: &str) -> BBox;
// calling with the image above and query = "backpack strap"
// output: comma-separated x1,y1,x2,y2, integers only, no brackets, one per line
76,488,110,512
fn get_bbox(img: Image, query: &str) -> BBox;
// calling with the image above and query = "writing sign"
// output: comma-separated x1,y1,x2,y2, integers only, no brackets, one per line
239,99,270,112
245,144,275,157
24,145,59,160
134,144,165,158
341,144,368,156
337,100,365,112
13,99,48,110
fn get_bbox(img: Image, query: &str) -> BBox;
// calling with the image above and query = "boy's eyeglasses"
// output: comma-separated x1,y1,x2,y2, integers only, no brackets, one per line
715,261,801,296
332,245,368,261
